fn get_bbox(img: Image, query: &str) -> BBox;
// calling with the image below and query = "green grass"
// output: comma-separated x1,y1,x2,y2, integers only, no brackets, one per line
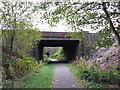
67,63,107,88
66,63,84,88
16,64,55,88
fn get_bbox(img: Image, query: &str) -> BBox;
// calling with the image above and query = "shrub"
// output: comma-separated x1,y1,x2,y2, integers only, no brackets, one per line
43,58,51,62
5,57,44,78
2,57,45,88
100,70,120,84
51,48,65,61
72,59,120,88
84,80,106,88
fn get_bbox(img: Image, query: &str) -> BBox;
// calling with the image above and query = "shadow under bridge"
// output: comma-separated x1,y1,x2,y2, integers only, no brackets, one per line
37,38,79,62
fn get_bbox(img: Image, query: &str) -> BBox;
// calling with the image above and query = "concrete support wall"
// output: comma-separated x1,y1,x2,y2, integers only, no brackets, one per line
38,44,43,61
33,45,38,60
35,40,79,62
33,31,101,61
76,32,101,59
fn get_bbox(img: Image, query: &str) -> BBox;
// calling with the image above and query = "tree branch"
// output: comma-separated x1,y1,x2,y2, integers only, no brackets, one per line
102,2,120,46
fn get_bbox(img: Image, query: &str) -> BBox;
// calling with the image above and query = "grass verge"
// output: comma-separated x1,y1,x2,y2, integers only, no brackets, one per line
15,64,55,88
67,63,107,88
66,63,84,88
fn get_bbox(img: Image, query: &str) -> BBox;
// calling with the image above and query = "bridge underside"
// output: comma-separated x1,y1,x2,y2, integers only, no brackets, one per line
37,39,79,61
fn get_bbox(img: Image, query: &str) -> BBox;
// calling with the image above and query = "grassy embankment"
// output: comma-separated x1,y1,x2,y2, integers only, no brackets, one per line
15,64,55,88
67,60,120,88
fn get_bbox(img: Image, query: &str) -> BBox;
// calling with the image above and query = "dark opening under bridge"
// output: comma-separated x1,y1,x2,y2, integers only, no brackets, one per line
33,31,101,62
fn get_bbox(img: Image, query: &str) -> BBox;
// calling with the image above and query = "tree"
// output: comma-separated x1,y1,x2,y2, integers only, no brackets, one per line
1,0,41,79
41,1,120,69
41,2,120,47
102,2,120,46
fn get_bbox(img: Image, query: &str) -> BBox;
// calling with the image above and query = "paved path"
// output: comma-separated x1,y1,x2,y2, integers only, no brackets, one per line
49,58,58,62
53,63,79,88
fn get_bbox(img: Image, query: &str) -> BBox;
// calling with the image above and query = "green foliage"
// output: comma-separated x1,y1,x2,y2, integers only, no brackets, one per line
14,29,40,57
69,59,120,88
90,29,115,49
86,12,98,19
90,39,115,49
97,29,112,39
3,57,45,88
14,64,54,88
51,48,65,61
1,0,42,81
43,58,51,62
2,22,41,58
1,0,41,61
42,2,120,47
67,32,84,40
83,80,106,88
4,57,44,78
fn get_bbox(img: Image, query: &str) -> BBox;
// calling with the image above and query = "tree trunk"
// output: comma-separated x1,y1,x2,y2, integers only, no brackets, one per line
102,2,120,71
3,11,17,80
102,2,120,46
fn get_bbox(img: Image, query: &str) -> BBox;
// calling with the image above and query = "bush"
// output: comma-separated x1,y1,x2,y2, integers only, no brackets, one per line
84,80,107,88
43,58,51,62
100,70,120,84
4,57,44,79
2,57,45,88
51,48,65,61
72,59,120,88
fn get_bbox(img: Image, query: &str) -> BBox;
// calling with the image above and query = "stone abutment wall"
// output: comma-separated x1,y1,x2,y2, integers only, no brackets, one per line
76,31,101,60
32,31,101,61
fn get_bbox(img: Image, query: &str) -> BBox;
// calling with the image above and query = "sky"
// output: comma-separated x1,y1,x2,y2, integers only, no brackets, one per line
33,21,99,33
7,0,111,33
6,0,109,33
30,1,100,33
31,0,119,33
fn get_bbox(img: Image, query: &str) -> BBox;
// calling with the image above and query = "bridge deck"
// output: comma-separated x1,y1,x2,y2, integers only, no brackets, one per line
42,32,70,38
40,39,79,47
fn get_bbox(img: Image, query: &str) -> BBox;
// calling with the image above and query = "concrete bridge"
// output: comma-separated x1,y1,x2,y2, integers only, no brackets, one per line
33,31,100,61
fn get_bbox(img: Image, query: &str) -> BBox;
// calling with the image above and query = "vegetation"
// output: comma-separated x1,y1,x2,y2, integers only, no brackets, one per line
1,0,42,86
2,57,44,79
43,47,65,61
68,59,120,88
3,64,55,88
42,2,120,47
1,0,120,89
51,48,65,61
43,58,52,63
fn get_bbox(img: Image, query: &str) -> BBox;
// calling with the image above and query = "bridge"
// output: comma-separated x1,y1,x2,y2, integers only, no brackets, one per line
33,31,101,61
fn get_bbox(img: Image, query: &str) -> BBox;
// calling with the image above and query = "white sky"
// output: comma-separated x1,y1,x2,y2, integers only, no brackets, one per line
29,0,117,33
31,3,99,33
33,21,99,33
13,0,104,33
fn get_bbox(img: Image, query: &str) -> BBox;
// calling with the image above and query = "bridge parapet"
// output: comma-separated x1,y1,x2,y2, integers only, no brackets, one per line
41,37,79,40
33,31,101,61
41,32,81,41
42,32,70,38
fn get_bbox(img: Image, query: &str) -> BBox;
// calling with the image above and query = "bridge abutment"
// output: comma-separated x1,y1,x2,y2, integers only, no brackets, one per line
32,31,101,62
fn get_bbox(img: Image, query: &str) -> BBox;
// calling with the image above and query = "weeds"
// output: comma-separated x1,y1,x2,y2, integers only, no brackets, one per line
2,57,45,88
68,59,120,88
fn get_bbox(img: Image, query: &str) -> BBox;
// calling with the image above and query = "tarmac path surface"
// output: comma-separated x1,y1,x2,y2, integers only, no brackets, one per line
49,58,58,62
53,63,79,88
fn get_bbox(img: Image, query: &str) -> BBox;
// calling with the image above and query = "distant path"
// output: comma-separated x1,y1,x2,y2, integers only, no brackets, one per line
49,58,58,62
53,63,79,88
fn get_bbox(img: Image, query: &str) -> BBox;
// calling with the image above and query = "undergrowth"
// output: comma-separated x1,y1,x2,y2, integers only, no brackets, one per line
68,59,120,88
2,57,45,88
14,64,55,88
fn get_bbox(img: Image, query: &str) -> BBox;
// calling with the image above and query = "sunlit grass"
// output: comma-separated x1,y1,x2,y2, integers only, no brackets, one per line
18,64,55,88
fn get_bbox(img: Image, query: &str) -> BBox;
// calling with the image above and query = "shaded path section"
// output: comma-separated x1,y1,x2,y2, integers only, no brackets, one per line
53,63,79,88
